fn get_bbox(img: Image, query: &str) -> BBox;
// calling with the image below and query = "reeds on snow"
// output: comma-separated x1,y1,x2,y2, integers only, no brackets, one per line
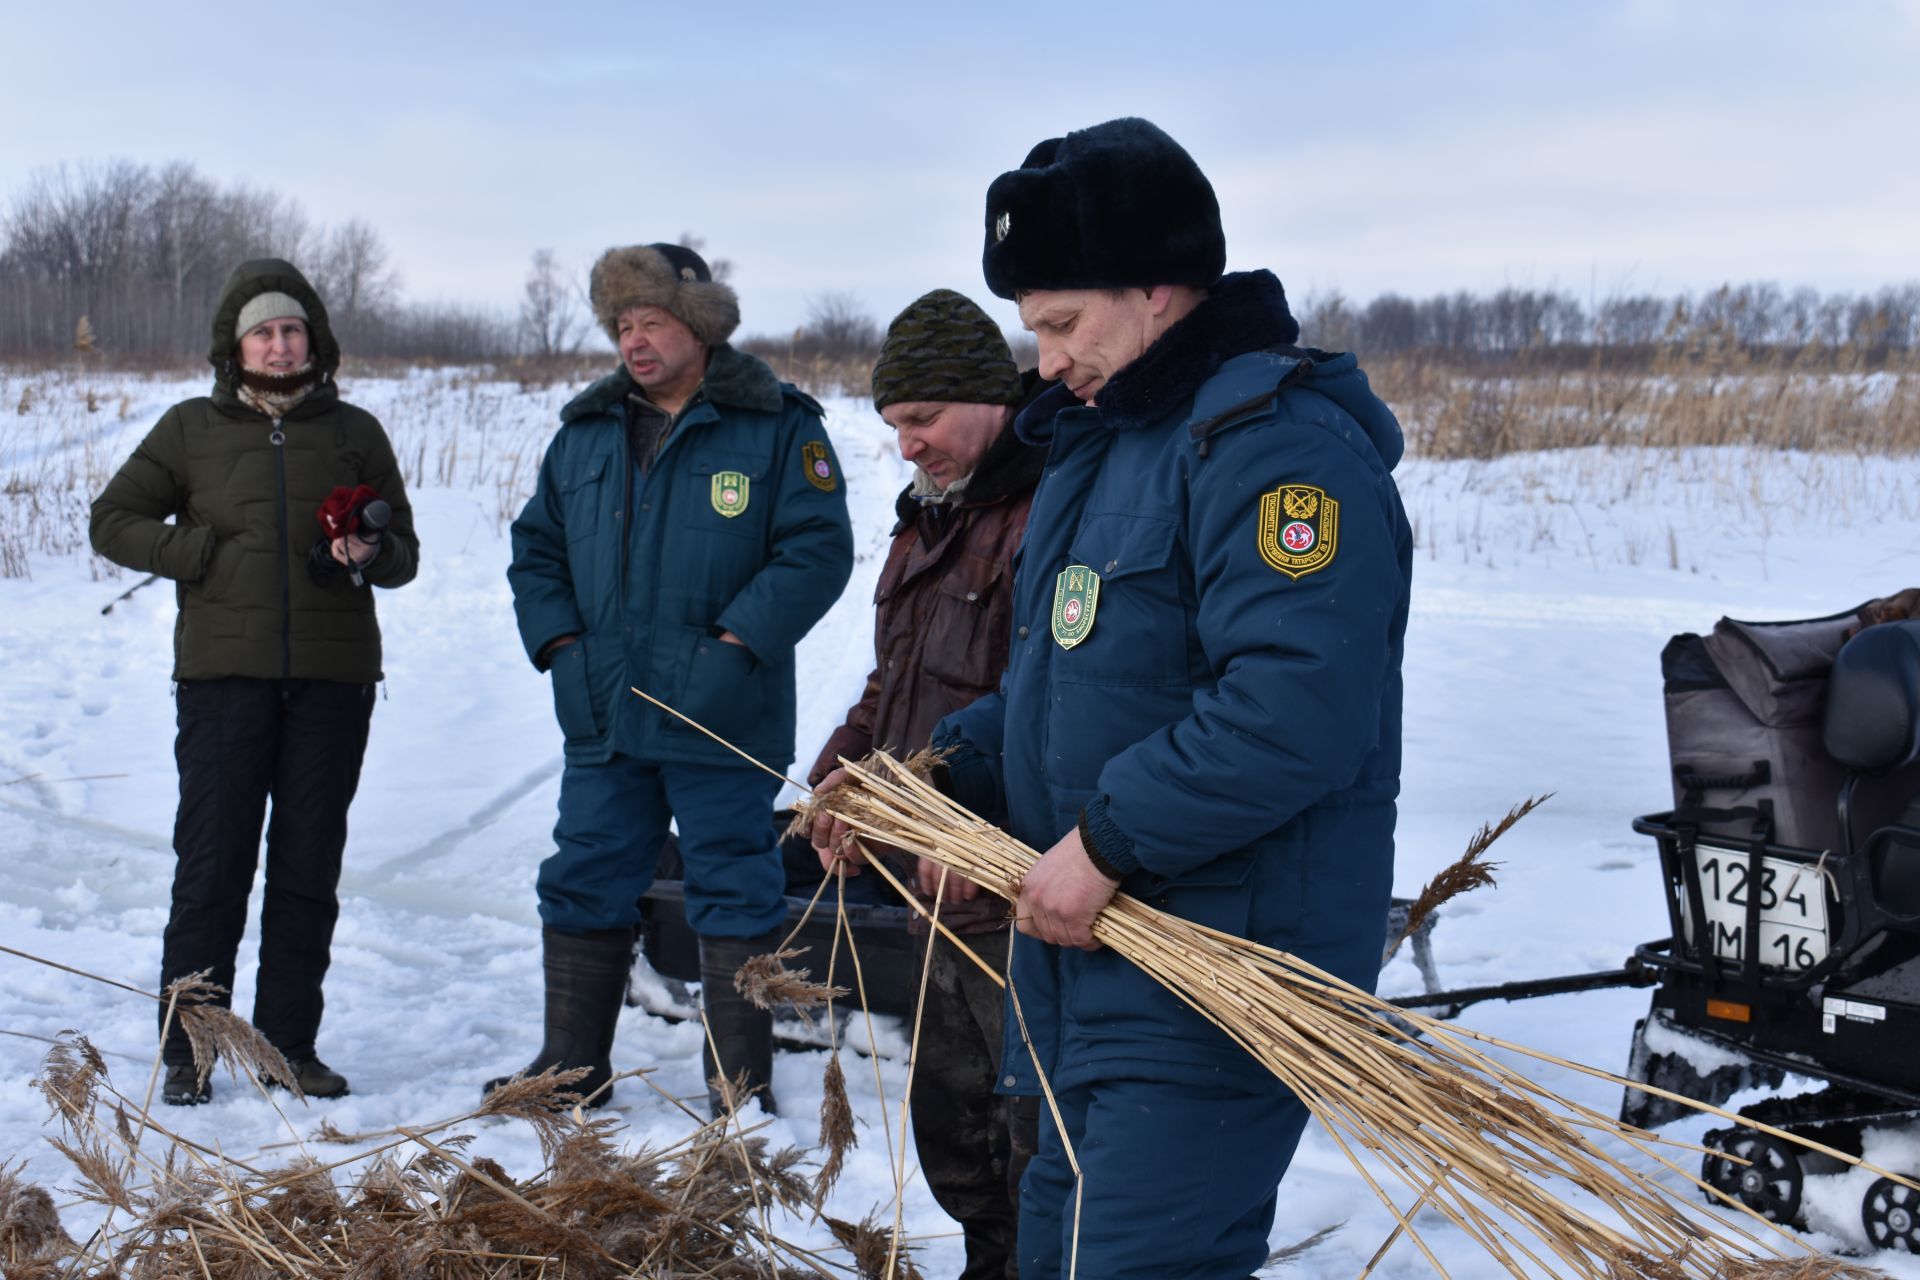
826,1209,928,1280
796,751,1893,1280
5,1046,861,1278
3,952,913,1279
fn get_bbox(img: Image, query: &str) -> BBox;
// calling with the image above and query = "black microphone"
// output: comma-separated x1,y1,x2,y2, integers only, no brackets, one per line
347,499,392,587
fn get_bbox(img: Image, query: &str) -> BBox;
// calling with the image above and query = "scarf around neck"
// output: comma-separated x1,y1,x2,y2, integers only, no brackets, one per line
236,361,317,420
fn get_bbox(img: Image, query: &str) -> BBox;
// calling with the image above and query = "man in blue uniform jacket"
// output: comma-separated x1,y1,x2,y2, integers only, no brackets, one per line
496,243,853,1116
934,120,1414,1277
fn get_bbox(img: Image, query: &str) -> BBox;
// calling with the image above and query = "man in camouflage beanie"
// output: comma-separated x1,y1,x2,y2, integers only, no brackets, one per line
872,288,1026,414
809,288,1050,1277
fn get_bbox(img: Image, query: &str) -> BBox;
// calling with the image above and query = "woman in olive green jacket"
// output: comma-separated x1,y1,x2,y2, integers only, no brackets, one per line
91,258,418,1106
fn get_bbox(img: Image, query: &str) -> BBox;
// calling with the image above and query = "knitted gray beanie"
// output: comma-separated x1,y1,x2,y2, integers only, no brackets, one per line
235,291,309,339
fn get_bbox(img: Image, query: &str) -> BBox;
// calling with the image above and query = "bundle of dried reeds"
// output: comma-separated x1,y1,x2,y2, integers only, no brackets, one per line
798,751,1894,1280
2,946,923,1280
9,1045,864,1278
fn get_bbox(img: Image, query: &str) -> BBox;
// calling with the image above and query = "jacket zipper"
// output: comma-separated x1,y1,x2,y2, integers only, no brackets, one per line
271,418,291,677
618,420,634,599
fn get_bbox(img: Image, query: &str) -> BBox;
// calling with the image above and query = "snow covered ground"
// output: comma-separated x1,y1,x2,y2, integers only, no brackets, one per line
4,364,1920,1276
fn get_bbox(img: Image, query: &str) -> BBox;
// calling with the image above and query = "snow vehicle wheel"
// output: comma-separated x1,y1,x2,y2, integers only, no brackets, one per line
1863,1176,1920,1252
1701,1128,1803,1225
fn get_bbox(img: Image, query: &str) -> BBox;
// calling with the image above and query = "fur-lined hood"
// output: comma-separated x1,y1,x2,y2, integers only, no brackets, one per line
206,258,341,403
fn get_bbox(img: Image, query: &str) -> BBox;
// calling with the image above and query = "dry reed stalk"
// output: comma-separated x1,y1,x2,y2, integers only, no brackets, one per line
1386,793,1549,959
797,751,1894,1280
737,846,850,1026
813,871,859,1214
737,947,850,1022
1263,1217,1347,1268
814,1052,856,1208
10,1029,869,1279
1369,346,1920,461
5,947,906,1278
825,864,905,1216
177,994,304,1099
826,1210,927,1280
883,868,949,1279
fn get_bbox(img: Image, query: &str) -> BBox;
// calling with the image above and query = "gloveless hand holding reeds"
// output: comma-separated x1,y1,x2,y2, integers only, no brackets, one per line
795,749,1897,1280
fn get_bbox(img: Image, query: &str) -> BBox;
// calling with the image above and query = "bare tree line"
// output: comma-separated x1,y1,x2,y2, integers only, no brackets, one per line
754,283,1920,375
0,159,515,359
6,159,1917,367
1299,281,1920,358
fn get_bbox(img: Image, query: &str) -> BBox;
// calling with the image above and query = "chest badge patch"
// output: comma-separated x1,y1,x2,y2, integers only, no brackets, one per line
1051,564,1100,649
801,440,837,492
711,471,750,518
1258,483,1339,579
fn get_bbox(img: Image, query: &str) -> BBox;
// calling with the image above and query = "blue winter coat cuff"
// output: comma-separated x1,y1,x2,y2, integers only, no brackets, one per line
929,728,1004,826
1078,796,1140,881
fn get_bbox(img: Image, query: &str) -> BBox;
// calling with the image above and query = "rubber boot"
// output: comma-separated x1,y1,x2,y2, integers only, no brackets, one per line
699,927,785,1118
483,925,633,1109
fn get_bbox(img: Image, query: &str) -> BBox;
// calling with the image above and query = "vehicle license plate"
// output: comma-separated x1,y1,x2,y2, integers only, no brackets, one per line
1677,842,1831,971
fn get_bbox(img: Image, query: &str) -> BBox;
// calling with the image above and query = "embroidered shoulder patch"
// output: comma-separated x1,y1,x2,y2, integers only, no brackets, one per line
802,440,837,492
1257,483,1339,579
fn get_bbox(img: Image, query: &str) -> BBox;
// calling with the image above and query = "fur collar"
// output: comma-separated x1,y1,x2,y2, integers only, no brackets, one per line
1093,270,1299,432
698,343,784,412
561,343,784,423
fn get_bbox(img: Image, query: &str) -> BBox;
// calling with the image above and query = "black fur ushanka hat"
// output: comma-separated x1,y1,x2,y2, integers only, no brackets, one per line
982,117,1225,300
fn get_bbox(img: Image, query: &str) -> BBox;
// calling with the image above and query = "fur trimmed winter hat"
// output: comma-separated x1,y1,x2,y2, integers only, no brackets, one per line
589,243,739,346
981,117,1225,300
872,289,1024,411
234,291,309,340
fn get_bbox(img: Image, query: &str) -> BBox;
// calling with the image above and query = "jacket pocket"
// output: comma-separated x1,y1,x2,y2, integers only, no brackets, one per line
920,553,1007,691
683,454,771,541
1137,850,1258,936
678,631,767,743
189,537,253,641
548,635,602,742
1056,513,1187,686
559,455,609,543
198,536,242,597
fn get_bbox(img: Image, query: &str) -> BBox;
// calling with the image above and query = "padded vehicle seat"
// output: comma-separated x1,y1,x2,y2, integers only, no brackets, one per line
1824,620,1920,773
1826,621,1920,917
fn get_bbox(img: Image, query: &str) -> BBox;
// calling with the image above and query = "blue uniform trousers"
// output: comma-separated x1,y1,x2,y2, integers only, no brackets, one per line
1017,1073,1311,1280
537,755,787,938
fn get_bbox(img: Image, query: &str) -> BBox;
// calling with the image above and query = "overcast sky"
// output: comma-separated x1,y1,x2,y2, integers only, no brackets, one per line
3,0,1916,340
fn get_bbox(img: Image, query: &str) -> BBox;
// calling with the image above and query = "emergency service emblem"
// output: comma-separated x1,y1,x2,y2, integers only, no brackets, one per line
1051,564,1100,649
711,470,750,518
802,440,837,492
1257,483,1339,579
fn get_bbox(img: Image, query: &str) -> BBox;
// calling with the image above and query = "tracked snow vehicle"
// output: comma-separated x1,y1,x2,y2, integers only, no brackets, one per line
1618,612,1920,1248
1391,609,1920,1249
